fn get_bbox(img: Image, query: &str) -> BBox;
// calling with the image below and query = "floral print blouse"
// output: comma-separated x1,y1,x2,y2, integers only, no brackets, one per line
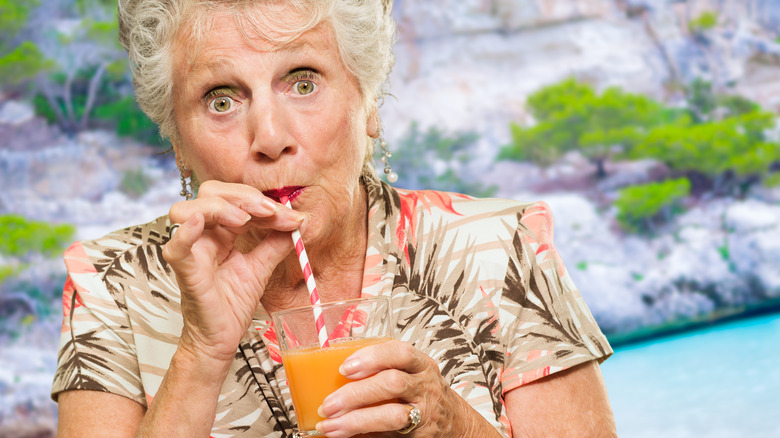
52,174,612,437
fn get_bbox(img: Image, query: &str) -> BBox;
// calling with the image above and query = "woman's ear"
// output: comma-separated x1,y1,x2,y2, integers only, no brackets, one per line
366,106,380,139
171,141,191,177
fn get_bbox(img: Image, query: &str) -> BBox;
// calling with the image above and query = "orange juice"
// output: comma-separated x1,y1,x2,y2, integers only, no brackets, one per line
282,337,391,432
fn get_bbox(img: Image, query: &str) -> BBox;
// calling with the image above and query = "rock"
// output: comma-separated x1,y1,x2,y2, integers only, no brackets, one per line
569,261,649,335
725,199,780,233
597,159,671,192
725,200,780,296
530,191,780,336
0,344,58,438
0,101,35,126
484,161,543,199
0,126,179,229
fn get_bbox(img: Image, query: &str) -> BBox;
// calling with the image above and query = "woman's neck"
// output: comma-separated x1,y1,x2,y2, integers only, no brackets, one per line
261,184,368,314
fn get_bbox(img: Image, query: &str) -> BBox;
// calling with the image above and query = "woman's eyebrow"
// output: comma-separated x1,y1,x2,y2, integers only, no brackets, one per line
191,56,240,75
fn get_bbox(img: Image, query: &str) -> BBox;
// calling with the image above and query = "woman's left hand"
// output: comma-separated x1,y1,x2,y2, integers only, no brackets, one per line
315,340,501,437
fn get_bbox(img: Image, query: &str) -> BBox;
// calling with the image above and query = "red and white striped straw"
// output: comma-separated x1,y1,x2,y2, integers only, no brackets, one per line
282,197,329,348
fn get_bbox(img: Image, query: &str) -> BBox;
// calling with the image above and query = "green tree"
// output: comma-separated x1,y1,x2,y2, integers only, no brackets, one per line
1,0,162,146
35,12,126,134
0,215,75,259
384,121,496,197
578,87,666,177
684,78,759,123
615,178,691,233
0,0,34,44
0,0,53,93
502,77,779,194
633,110,779,195
684,77,718,123
499,78,666,177
0,41,55,88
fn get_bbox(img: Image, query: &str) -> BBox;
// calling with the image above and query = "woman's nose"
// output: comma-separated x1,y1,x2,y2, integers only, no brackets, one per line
248,97,297,161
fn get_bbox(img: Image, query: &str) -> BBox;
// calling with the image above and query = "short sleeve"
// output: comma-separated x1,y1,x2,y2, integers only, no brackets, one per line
499,202,612,393
51,241,146,405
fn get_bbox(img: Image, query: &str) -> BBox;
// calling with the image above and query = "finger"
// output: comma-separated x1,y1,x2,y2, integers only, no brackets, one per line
340,341,430,379
170,197,251,228
162,213,206,276
232,211,306,234
171,192,304,232
244,230,296,280
316,402,412,438
196,180,304,222
320,369,411,418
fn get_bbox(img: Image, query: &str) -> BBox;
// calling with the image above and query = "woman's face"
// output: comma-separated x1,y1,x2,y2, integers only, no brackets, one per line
171,10,373,247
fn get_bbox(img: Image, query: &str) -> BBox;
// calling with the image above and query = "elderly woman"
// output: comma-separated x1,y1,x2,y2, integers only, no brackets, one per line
53,0,616,437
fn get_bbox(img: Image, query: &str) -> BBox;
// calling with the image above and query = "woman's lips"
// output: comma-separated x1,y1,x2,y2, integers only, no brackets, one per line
263,186,305,203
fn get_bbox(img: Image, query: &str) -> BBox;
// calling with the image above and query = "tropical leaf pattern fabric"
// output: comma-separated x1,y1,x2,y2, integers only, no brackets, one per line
52,174,611,437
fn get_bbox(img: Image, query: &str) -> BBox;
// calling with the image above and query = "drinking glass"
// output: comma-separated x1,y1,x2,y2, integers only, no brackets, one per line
272,296,393,437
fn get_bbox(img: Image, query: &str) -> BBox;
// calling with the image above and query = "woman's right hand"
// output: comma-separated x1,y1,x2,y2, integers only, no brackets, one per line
161,180,305,364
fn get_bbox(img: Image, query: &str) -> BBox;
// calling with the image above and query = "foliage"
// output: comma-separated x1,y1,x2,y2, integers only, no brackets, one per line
633,110,780,194
0,0,39,48
93,95,167,146
0,215,75,259
32,93,58,123
0,215,72,333
499,78,666,177
685,78,759,123
0,41,55,87
0,0,48,91
120,168,154,198
0,268,67,339
0,265,16,284
615,178,691,233
689,11,718,33
75,0,116,14
36,14,126,133
718,94,759,118
763,172,780,188
1,0,131,135
500,79,593,166
503,77,779,197
383,121,497,197
684,78,717,123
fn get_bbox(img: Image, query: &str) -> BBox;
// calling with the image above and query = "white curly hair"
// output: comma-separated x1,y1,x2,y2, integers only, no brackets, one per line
118,0,396,174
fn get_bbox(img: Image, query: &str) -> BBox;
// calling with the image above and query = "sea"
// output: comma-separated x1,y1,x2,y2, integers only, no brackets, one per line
601,312,780,438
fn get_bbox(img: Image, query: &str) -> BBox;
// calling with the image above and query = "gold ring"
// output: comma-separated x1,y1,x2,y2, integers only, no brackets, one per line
397,403,421,434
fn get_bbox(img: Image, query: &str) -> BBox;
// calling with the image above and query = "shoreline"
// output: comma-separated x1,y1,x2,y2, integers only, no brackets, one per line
606,298,780,348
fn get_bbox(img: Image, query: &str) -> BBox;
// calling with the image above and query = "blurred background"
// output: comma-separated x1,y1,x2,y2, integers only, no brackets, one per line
1,0,779,437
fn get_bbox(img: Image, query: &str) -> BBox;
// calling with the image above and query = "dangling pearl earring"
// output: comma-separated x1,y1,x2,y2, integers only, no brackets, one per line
377,129,398,183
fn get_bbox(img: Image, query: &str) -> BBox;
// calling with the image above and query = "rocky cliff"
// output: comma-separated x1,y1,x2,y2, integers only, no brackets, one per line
377,0,780,339
382,0,780,154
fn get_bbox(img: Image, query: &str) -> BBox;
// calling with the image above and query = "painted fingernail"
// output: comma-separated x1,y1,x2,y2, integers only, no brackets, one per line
317,405,325,418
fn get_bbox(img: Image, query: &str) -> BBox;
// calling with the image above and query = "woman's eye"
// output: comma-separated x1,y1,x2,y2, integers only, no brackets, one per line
209,96,234,113
293,80,316,95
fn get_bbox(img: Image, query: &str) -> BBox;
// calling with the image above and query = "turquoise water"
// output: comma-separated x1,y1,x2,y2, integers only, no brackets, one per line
601,313,780,438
